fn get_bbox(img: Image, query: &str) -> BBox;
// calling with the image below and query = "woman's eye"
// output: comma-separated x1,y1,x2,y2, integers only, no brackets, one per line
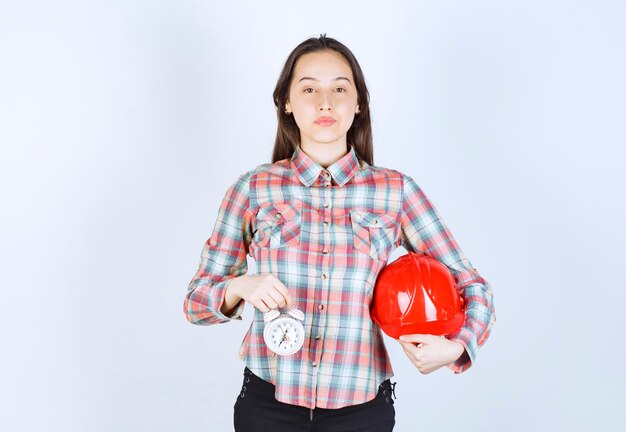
303,88,315,93
336,87,347,93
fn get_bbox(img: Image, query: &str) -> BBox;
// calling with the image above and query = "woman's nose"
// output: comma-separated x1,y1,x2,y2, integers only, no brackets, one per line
317,92,333,111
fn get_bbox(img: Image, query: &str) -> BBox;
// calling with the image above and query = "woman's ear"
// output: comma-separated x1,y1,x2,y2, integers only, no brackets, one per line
285,101,292,114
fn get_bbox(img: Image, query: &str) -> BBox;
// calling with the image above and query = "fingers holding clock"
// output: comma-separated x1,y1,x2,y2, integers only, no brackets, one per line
261,291,283,311
229,273,295,312
273,279,296,309
264,286,291,310
258,276,295,311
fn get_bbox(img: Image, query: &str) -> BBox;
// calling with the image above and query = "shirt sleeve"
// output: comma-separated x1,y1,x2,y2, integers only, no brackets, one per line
399,174,496,373
183,172,254,325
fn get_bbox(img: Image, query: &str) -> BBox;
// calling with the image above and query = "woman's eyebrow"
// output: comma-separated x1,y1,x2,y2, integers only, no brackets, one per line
298,76,352,84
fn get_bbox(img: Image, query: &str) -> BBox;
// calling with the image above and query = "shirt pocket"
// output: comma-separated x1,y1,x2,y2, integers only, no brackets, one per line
350,210,397,261
254,201,302,249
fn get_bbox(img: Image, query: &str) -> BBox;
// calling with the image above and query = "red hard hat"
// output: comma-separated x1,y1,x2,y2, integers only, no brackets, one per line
371,252,465,339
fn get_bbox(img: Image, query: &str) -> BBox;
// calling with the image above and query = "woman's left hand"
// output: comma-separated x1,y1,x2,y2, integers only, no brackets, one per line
398,334,465,375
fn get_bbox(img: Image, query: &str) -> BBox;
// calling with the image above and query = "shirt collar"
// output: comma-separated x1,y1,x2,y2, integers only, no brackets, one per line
291,145,361,188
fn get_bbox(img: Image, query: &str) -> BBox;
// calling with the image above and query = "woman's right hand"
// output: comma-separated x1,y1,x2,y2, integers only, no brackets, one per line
223,274,296,313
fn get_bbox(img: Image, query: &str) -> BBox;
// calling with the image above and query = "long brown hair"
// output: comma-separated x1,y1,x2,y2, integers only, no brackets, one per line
271,34,373,165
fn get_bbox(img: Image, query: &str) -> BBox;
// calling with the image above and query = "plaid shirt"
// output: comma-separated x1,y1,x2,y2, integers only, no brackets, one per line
184,145,496,409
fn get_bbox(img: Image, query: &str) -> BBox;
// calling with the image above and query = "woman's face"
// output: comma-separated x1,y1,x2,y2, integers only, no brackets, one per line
285,50,360,151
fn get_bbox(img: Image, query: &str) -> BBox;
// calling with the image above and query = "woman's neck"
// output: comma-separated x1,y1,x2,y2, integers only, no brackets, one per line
300,141,349,168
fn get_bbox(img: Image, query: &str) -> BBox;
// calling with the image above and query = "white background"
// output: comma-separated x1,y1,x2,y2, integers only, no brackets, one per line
1,1,625,431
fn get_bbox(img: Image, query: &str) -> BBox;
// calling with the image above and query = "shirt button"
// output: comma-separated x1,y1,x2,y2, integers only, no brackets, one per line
318,304,324,311
315,335,321,340
321,273,327,280
323,202,329,208
323,221,329,227
312,362,318,367
322,248,328,254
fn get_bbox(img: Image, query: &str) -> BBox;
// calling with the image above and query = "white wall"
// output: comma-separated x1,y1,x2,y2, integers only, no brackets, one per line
1,1,624,431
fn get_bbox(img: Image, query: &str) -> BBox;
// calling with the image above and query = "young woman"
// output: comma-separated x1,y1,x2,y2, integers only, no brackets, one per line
184,34,496,431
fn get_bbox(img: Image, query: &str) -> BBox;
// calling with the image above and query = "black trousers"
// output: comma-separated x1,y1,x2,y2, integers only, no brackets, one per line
233,367,396,432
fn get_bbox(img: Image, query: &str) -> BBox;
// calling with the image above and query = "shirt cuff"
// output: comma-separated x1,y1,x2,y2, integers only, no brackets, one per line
211,279,245,322
446,326,476,374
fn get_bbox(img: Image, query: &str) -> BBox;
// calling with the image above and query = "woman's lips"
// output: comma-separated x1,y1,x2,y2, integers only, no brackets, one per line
314,117,336,126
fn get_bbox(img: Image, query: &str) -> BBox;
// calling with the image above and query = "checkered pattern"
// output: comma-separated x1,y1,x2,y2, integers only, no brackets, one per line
184,145,496,409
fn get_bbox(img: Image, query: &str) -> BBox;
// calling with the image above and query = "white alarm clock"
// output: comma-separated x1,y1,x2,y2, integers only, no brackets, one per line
263,308,306,356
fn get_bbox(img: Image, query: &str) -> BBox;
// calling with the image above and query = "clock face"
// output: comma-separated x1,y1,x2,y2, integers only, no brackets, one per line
263,316,305,356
